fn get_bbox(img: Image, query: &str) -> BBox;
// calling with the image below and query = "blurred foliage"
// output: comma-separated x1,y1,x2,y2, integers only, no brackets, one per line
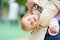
4,2,9,8
18,0,28,5
3,0,28,15
3,0,28,7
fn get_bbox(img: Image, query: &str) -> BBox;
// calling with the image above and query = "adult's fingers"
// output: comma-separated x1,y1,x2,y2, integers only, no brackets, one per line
26,2,35,12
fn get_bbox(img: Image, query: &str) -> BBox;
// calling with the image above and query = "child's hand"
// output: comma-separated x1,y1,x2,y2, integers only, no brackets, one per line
48,18,59,36
48,26,59,36
50,27,57,34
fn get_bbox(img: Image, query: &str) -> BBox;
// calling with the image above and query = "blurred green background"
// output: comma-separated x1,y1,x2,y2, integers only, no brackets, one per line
0,0,30,40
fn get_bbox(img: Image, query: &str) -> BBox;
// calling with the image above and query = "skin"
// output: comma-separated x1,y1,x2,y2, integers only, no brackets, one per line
22,14,39,31
48,26,59,36
26,2,39,12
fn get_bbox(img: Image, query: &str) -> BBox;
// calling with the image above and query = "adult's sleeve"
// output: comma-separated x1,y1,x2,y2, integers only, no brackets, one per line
40,1,59,27
51,0,60,10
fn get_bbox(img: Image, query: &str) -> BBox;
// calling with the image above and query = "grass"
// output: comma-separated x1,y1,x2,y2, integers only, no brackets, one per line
0,19,30,40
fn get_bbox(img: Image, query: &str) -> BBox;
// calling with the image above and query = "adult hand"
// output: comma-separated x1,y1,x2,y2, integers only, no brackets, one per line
26,2,36,12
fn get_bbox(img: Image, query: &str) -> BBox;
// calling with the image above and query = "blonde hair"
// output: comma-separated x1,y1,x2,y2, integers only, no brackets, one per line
21,19,29,31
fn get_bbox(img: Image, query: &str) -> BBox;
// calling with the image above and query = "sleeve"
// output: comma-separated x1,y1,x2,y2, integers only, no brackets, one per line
49,18,59,29
40,1,59,27
51,0,60,10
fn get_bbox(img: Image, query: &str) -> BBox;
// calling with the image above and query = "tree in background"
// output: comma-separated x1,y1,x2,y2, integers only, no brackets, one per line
18,0,28,17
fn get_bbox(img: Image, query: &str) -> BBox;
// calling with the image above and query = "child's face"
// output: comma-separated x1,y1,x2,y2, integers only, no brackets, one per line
22,14,39,30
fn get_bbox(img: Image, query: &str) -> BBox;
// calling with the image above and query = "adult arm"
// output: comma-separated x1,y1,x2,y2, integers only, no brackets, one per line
51,0,60,10
40,1,59,27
